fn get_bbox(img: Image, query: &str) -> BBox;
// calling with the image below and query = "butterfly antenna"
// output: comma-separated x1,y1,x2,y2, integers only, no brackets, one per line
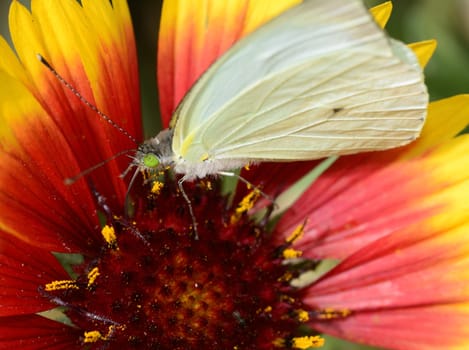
124,167,140,217
37,54,138,145
65,149,134,185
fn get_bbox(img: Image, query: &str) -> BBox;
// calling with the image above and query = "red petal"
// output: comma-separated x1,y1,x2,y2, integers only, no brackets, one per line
303,222,469,349
0,314,79,350
0,234,70,316
276,131,469,259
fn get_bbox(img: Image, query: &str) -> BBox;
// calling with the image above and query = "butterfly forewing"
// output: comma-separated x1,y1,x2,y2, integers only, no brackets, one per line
171,0,428,164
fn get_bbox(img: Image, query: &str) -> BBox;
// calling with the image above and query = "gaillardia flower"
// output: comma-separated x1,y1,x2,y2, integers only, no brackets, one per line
0,1,468,349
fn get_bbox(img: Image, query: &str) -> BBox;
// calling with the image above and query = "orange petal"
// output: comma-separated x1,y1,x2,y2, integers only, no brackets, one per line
0,0,140,250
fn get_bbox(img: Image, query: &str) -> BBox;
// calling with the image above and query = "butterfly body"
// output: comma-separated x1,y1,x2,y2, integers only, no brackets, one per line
134,129,249,180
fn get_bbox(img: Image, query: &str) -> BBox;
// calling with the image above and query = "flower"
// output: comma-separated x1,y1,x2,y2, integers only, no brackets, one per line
1,1,469,350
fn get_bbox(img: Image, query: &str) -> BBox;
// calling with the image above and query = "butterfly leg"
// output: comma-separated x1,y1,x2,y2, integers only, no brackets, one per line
178,177,199,240
218,171,277,207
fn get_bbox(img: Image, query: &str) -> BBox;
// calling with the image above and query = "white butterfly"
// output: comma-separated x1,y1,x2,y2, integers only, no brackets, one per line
132,0,427,182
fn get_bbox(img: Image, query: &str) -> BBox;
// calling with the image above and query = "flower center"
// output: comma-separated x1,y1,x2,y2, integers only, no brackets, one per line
41,178,325,349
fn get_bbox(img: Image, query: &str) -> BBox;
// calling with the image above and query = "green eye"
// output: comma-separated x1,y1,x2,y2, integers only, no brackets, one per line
143,153,160,168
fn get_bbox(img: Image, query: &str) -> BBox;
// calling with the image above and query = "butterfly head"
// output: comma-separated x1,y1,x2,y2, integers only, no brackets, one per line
132,129,175,174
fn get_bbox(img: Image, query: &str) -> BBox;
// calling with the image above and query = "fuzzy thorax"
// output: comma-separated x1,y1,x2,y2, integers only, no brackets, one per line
134,129,248,180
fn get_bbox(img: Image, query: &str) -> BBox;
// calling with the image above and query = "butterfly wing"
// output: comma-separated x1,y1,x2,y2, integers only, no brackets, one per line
171,0,428,166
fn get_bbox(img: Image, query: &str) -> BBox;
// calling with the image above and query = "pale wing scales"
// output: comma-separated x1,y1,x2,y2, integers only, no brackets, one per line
171,0,427,163
200,50,425,160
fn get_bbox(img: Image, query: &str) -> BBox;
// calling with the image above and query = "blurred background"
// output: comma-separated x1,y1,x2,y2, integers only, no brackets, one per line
0,1,468,349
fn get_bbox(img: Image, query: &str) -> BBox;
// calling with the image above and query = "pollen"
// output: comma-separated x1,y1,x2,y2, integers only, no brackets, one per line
83,330,103,343
200,179,213,190
44,279,78,291
101,225,117,247
87,267,100,287
295,309,310,322
291,335,325,349
278,271,294,282
285,221,306,244
230,189,261,224
283,247,303,259
151,180,164,194
317,307,351,319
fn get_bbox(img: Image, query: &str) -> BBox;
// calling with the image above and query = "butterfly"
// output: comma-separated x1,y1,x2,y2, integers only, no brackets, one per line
130,0,427,184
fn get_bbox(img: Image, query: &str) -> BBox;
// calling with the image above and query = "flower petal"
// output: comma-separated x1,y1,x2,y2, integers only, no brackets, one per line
0,234,71,316
4,0,141,206
276,96,469,259
303,220,469,349
0,314,79,349
400,95,469,159
0,0,141,251
0,71,103,252
369,1,392,29
157,0,301,126
409,39,437,68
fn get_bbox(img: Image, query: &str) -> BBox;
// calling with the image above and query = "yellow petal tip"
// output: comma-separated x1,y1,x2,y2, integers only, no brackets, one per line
409,39,437,68
370,1,393,28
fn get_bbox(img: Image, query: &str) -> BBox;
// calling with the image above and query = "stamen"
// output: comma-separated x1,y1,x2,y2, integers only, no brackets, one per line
83,330,103,343
44,279,78,291
273,335,325,349
151,180,164,194
285,221,306,244
101,225,117,248
231,189,261,224
83,325,123,343
200,179,213,190
87,267,100,288
295,309,310,322
316,308,351,320
282,247,303,259
291,335,325,349
278,271,294,282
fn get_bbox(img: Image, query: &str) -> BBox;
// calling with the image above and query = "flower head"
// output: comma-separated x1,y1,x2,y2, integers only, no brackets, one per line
1,1,469,350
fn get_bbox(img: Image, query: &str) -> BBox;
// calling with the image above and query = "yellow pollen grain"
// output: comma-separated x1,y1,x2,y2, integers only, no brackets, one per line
273,338,286,348
318,308,351,319
280,295,296,303
295,309,310,322
278,271,294,282
282,247,303,259
285,221,306,244
151,181,164,195
83,330,103,343
87,267,100,287
230,189,261,224
292,335,325,349
44,279,78,291
201,180,213,190
84,325,123,343
101,225,117,246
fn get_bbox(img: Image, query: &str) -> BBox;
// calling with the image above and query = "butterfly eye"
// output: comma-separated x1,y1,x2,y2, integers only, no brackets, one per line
143,153,160,169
